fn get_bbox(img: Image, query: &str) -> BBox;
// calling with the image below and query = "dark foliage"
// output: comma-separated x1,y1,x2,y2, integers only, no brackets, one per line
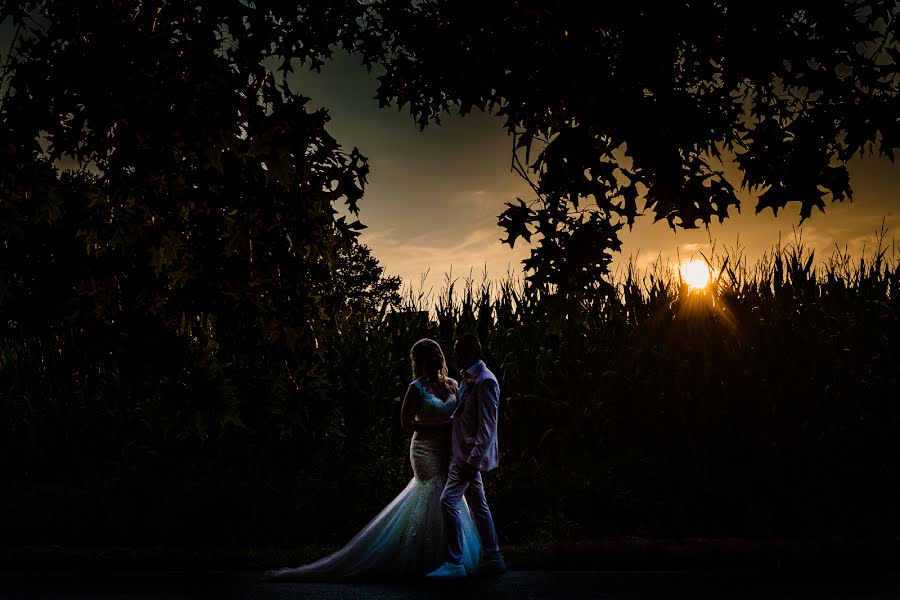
0,1,897,550
3,246,898,547
0,0,401,443
361,0,899,295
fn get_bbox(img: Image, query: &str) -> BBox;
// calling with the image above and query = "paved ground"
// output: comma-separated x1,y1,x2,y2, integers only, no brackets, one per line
1,570,899,599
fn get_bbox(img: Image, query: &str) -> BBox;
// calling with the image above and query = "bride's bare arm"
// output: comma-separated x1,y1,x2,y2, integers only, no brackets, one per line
400,383,422,432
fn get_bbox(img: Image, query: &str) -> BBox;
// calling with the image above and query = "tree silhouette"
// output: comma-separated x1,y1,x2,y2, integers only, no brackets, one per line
0,2,897,550
360,0,899,296
0,1,396,436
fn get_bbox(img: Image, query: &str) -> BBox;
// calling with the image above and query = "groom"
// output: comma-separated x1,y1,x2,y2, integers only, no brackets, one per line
427,332,506,578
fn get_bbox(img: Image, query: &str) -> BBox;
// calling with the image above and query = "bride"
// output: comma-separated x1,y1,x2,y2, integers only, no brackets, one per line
264,338,482,580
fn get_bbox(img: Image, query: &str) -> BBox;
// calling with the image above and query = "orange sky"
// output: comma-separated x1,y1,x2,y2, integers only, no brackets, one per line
4,6,893,295
289,53,899,294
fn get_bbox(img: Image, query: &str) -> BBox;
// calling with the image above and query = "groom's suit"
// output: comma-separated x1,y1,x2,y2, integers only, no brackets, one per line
441,360,501,568
451,361,500,471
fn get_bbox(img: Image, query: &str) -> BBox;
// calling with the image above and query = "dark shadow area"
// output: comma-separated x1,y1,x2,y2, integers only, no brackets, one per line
1,0,898,577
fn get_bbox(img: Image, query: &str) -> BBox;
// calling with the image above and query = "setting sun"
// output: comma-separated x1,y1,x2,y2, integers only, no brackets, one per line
680,260,712,290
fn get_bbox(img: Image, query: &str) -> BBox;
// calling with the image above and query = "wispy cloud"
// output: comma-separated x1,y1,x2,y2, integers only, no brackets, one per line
359,223,529,288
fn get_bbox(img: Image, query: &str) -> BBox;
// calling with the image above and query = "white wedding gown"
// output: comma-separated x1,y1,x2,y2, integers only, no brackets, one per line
266,380,482,580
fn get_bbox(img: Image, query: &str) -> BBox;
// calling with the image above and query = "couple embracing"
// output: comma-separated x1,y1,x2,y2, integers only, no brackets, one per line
266,332,506,581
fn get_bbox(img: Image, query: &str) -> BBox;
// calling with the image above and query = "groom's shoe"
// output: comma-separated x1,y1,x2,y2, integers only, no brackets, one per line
476,556,507,576
425,562,467,579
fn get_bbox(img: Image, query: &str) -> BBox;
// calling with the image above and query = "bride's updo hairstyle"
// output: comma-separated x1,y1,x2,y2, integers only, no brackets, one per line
410,338,449,382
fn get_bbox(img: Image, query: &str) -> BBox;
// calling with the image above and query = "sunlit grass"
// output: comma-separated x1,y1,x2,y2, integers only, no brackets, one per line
388,230,898,319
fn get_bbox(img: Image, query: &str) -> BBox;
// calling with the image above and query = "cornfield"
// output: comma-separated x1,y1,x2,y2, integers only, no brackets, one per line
1,235,898,547
320,232,900,544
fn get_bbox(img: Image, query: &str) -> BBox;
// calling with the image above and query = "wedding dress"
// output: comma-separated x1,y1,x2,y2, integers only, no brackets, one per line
265,379,483,580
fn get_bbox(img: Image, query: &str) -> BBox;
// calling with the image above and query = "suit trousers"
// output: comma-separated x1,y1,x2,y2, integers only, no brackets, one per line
440,462,500,566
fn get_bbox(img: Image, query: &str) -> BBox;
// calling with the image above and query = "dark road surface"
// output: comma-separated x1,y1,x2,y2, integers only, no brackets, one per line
1,571,899,599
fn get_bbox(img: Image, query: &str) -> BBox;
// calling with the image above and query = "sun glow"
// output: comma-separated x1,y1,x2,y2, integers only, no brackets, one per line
680,260,712,290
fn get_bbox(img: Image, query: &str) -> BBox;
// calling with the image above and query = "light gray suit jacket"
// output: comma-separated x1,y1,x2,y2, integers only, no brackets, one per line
451,360,500,472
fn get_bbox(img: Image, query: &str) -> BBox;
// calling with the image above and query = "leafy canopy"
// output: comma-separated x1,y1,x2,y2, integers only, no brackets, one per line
0,0,398,436
358,0,899,296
